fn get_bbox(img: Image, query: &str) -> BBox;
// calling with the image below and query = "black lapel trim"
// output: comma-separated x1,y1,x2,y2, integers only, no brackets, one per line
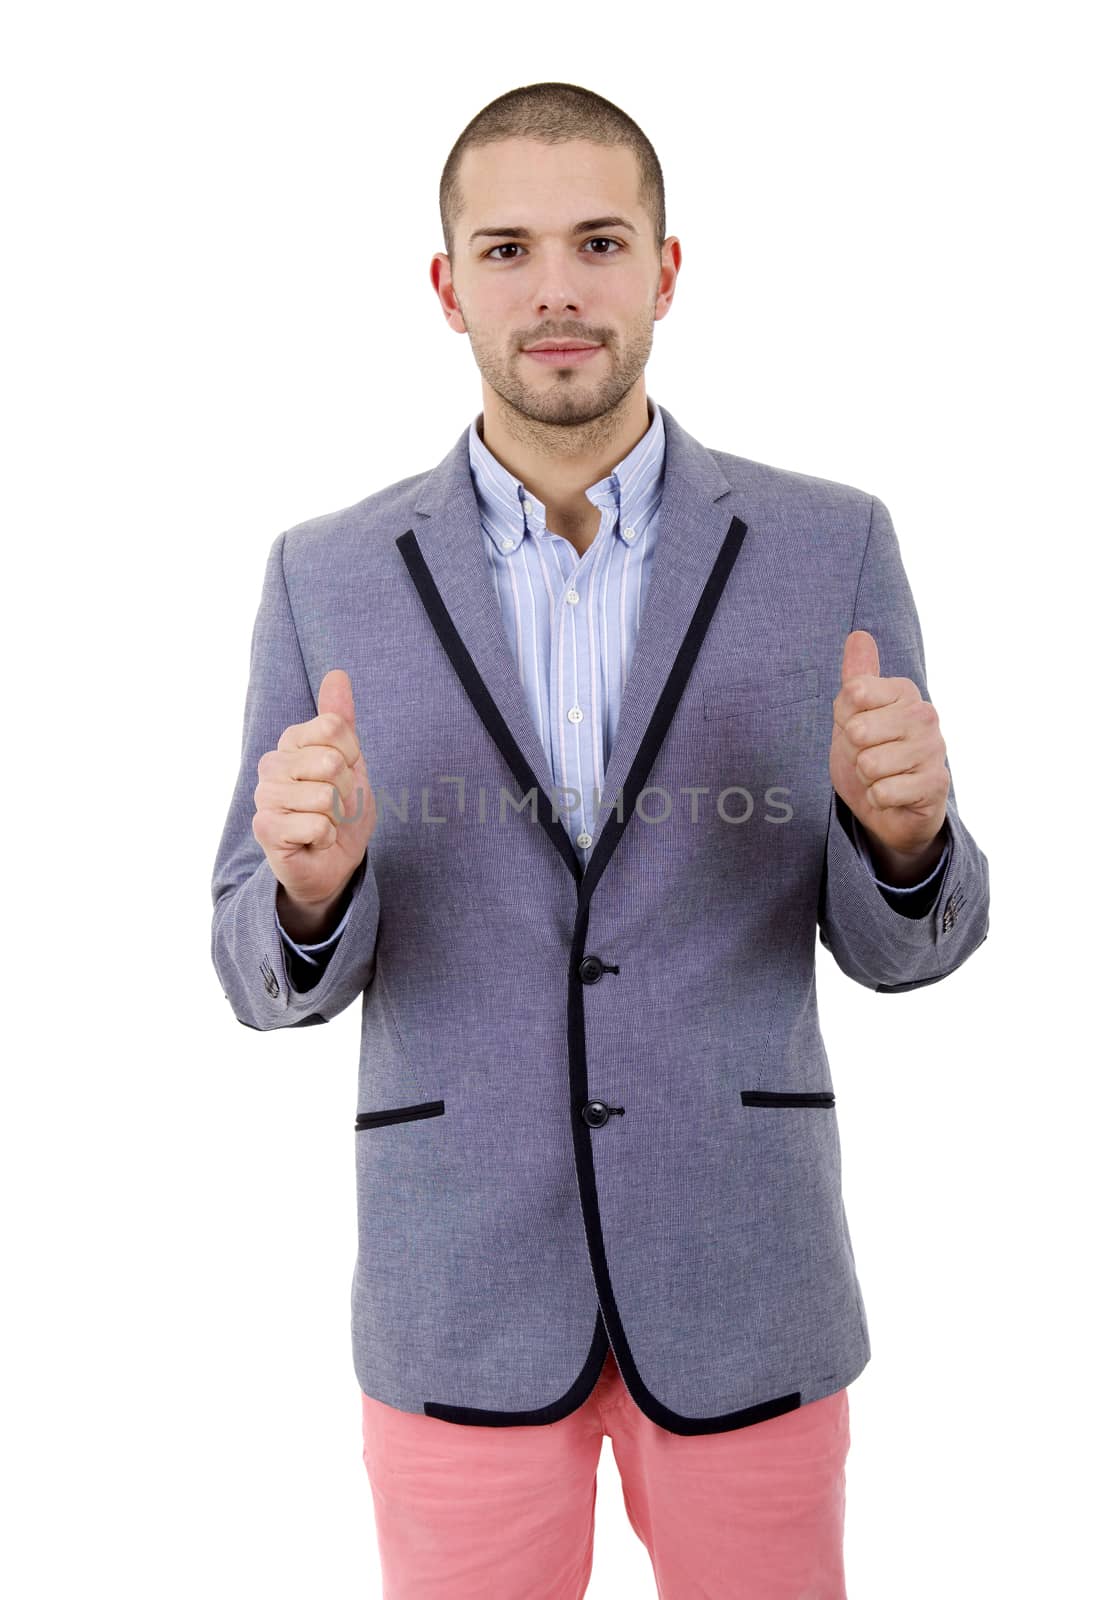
400,512,815,1432
577,515,749,910
397,515,749,906
396,529,583,884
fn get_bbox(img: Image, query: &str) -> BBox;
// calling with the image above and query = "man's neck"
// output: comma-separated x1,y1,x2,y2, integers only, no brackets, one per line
477,390,651,547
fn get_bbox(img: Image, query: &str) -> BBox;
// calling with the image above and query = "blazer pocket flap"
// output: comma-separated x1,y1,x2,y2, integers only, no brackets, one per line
740,1089,835,1107
705,666,819,718
355,1099,445,1130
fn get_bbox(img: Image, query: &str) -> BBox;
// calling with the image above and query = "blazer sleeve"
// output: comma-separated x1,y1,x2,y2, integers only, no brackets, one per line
210,530,382,1030
817,496,990,993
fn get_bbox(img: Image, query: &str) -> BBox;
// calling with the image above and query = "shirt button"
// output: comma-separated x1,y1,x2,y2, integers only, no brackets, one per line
565,589,579,604
622,525,636,541
501,538,515,551
523,498,534,515
567,706,584,723
576,831,593,848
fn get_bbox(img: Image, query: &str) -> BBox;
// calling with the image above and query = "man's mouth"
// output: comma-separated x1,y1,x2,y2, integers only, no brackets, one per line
522,345,603,366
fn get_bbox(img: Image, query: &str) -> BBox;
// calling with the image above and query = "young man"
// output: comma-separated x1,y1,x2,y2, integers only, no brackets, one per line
211,81,990,1599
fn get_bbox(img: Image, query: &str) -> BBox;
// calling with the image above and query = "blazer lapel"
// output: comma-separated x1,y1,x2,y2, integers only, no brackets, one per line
585,406,739,857
404,432,558,811
399,402,744,881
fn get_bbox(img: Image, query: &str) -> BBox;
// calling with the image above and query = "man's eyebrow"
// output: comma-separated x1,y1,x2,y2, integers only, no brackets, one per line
468,215,638,246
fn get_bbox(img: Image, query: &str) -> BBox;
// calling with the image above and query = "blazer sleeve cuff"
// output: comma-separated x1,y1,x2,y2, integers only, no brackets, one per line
818,788,989,991
213,851,380,1029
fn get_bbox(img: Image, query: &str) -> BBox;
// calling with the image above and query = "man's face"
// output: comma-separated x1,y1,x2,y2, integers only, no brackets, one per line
436,138,672,428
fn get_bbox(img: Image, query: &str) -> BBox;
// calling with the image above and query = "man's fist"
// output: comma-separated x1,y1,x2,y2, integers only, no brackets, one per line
253,668,376,915
829,630,949,860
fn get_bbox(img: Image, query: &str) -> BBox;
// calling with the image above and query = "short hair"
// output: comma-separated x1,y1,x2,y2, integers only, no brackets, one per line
439,82,666,267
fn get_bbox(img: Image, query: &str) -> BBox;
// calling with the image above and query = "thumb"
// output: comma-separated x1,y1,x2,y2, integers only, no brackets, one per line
316,668,371,831
317,667,356,730
841,629,880,684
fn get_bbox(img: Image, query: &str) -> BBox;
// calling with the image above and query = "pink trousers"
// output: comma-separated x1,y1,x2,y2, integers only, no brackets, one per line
360,1346,850,1598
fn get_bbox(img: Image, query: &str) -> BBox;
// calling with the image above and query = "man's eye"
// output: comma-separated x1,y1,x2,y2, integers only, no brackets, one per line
482,238,623,261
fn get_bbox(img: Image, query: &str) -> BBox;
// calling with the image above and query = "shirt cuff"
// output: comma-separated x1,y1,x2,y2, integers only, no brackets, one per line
852,814,951,893
274,896,356,969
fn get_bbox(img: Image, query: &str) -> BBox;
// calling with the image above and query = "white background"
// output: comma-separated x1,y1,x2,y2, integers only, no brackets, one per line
4,2,1112,1594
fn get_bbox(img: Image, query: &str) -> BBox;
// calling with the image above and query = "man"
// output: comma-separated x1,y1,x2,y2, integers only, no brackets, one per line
211,81,990,1599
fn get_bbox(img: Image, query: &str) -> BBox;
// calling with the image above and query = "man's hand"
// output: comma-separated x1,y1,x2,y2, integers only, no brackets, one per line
830,631,949,869
253,668,376,916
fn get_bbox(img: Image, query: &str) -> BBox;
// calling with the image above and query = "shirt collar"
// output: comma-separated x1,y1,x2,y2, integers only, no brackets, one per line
468,396,665,556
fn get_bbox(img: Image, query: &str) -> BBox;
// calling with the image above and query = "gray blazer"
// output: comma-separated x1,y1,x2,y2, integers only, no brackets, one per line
211,401,990,1435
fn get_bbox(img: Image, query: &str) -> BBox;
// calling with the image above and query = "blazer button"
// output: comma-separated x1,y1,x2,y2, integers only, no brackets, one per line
581,1099,611,1127
579,955,604,983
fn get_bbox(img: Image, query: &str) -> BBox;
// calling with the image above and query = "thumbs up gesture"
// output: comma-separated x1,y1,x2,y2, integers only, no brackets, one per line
829,631,949,862
253,668,377,914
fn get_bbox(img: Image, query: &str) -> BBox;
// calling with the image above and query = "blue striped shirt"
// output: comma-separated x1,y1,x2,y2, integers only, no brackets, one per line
278,397,947,966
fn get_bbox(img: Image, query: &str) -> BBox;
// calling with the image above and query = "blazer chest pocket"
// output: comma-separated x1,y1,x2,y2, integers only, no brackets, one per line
705,667,819,720
355,1099,445,1131
740,1089,835,1107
